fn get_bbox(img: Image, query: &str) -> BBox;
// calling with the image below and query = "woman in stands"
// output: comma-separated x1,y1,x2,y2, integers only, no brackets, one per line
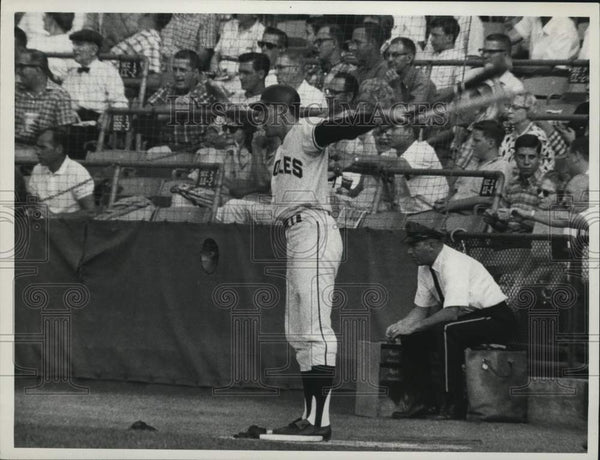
499,92,569,176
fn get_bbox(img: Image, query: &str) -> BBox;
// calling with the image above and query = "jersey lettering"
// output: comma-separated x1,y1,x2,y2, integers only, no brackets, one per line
273,156,303,178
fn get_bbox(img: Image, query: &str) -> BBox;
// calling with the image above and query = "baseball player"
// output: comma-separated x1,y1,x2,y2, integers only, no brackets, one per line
247,85,377,441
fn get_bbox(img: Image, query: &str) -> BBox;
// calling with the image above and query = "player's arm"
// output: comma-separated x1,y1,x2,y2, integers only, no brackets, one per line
313,112,379,149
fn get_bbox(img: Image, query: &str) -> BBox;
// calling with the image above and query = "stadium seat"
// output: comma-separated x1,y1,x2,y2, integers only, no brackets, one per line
117,177,165,198
522,76,569,102
151,206,212,223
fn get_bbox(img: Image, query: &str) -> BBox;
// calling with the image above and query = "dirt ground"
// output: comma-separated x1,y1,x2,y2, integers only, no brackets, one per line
11,377,590,455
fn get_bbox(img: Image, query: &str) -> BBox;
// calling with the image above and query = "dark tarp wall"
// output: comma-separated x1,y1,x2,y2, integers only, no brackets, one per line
15,220,417,390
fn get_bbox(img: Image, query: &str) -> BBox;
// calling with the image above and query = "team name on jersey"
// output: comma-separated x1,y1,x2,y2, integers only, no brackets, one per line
273,156,303,178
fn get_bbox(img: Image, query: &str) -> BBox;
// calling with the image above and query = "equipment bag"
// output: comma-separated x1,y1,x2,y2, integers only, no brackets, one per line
465,346,528,422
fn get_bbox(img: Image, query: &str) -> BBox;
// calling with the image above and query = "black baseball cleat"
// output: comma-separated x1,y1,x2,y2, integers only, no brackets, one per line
267,418,332,441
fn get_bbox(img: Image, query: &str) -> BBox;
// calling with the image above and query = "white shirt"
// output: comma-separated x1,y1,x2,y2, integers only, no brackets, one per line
18,13,86,41
27,33,78,83
28,156,95,214
229,91,261,107
296,80,328,110
265,70,278,87
455,16,484,56
514,16,580,60
271,117,330,220
63,58,128,113
415,244,507,311
390,16,427,44
417,48,466,91
214,19,265,75
395,140,449,213
578,27,589,60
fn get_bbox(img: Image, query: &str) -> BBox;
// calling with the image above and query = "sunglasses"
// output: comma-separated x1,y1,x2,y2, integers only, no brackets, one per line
537,188,556,197
383,51,409,59
258,41,277,50
506,104,528,111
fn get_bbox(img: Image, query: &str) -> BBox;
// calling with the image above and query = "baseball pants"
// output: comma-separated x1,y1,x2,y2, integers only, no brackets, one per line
284,210,343,372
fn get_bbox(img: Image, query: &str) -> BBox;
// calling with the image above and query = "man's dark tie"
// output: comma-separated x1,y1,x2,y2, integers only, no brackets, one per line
429,266,445,304
77,66,90,74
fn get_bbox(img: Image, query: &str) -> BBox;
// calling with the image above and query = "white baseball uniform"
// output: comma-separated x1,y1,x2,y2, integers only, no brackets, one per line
272,117,343,372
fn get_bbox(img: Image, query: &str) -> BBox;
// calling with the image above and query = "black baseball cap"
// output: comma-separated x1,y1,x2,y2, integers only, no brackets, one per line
69,29,104,48
403,221,445,245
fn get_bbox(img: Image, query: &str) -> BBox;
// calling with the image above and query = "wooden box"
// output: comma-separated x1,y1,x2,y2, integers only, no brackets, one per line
354,340,409,417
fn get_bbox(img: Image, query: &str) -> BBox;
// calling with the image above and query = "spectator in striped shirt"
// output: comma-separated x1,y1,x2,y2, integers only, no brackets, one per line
110,14,172,74
15,49,77,145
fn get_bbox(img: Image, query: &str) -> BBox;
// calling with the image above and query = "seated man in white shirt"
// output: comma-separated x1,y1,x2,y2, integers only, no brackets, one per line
63,29,128,120
435,120,513,214
417,16,466,93
27,127,96,218
62,29,128,157
275,50,328,113
385,221,516,419
377,124,449,214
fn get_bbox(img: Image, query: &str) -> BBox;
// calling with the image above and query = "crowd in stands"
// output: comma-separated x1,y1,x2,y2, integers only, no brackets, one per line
14,13,591,239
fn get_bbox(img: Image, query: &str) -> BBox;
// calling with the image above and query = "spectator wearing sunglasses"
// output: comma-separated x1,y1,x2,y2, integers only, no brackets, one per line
183,119,267,209
314,24,357,91
258,27,288,87
383,36,436,104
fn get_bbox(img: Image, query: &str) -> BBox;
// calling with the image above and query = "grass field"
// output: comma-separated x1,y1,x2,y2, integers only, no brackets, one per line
12,377,588,453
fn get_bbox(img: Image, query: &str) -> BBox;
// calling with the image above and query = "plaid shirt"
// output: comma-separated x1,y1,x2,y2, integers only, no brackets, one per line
146,82,216,148
353,58,388,85
110,29,162,74
504,170,543,211
321,60,358,91
161,14,218,64
15,81,77,144
393,65,436,103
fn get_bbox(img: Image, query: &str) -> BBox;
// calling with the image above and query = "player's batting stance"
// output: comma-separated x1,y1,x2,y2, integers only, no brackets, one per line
233,85,377,442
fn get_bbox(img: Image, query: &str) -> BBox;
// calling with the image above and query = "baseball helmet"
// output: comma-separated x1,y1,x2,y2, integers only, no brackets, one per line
251,84,301,118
